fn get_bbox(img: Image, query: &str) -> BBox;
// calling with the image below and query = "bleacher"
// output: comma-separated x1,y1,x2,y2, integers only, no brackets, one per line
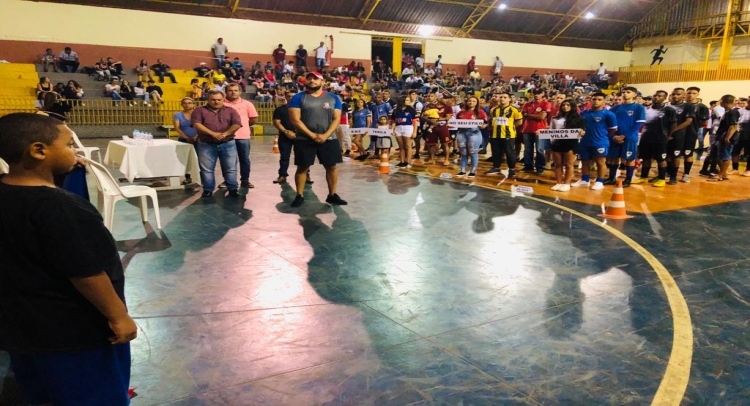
0,64,38,115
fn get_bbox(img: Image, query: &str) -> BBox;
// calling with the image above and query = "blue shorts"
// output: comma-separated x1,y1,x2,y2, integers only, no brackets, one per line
607,139,638,160
717,141,735,161
9,343,131,406
578,145,608,161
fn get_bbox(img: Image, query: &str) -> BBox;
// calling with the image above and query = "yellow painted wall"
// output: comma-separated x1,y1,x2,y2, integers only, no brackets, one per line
0,0,633,71
424,38,632,71
634,81,750,102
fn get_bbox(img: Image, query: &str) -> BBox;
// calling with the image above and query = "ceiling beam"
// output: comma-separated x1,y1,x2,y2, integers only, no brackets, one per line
622,0,687,43
454,0,502,38
427,0,636,25
549,0,599,42
357,0,382,27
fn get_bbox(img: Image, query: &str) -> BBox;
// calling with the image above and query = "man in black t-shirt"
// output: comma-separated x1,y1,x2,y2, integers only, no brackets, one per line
150,59,177,83
666,88,696,184
0,113,136,405
708,95,740,182
632,90,676,187
295,45,308,73
272,91,297,184
682,86,710,182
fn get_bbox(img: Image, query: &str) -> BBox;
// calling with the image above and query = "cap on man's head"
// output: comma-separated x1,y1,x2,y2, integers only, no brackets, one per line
442,92,454,99
424,109,440,119
306,71,324,80
200,62,206,66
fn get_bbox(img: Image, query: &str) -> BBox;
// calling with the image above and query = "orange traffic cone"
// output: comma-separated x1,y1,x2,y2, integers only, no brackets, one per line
272,136,280,154
378,152,390,174
599,179,633,219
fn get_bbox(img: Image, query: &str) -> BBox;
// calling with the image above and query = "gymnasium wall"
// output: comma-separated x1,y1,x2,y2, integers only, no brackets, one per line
0,0,630,80
630,37,750,66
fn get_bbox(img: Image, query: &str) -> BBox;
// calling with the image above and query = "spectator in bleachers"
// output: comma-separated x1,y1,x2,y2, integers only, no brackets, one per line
150,59,177,84
94,58,111,81
263,69,276,87
41,48,58,73
211,38,228,69
228,69,245,92
273,44,287,65
40,91,71,118
145,80,164,104
106,57,124,76
120,80,135,104
190,79,203,100
283,61,294,75
295,45,308,74
255,88,271,102
58,47,79,73
62,80,84,103
104,78,123,102
133,81,150,106
220,59,233,76
314,41,328,72
231,57,245,77
194,62,212,78
200,82,211,100
136,60,153,83
53,82,65,94
36,77,54,97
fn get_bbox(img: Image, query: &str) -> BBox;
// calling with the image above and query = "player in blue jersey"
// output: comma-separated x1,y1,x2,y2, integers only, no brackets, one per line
605,87,645,187
573,92,617,191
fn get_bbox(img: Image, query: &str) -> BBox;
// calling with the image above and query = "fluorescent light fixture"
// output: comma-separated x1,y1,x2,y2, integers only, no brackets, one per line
584,12,595,19
498,3,507,10
418,25,436,36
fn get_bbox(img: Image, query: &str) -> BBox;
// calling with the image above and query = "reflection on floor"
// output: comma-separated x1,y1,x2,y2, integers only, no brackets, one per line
2,138,749,405
360,153,749,214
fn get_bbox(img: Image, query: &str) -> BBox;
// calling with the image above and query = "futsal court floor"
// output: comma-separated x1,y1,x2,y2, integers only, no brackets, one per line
1,137,749,405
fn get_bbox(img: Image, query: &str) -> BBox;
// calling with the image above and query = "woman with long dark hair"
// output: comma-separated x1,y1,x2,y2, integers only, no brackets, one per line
391,97,418,167
455,95,487,177
550,99,584,191
352,98,373,160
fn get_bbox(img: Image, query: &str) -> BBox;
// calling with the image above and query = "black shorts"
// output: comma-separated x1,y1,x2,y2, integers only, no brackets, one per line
682,135,698,156
640,142,667,162
294,138,343,167
550,139,578,153
732,139,750,157
667,136,685,158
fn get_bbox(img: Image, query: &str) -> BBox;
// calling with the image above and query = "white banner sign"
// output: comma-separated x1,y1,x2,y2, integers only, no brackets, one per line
447,119,485,129
345,128,392,137
537,129,580,140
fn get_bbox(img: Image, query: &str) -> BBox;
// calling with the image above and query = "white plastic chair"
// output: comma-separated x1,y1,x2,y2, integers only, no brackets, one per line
86,159,162,231
72,131,102,163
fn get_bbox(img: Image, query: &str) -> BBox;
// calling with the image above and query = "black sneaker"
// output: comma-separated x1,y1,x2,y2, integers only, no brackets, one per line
457,171,467,176
623,179,631,188
520,167,535,173
355,154,369,161
484,157,493,162
603,179,618,185
485,168,501,175
467,172,476,178
306,178,314,185
412,153,420,159
344,150,351,157
507,170,516,179
201,191,213,198
227,189,240,197
698,170,710,177
667,177,678,185
535,168,545,175
291,195,305,207
325,193,348,205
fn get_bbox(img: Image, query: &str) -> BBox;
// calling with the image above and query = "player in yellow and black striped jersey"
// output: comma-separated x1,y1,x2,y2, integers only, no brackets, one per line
486,92,523,177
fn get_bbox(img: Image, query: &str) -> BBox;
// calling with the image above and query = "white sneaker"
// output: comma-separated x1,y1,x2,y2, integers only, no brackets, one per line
557,184,571,192
681,174,690,183
591,181,604,190
572,179,589,187
551,184,561,191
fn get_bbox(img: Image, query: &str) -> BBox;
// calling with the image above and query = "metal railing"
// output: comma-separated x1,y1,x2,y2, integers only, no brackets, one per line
619,60,750,84
0,98,276,126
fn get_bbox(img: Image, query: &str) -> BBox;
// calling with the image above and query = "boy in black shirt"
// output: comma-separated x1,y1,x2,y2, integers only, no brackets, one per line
708,95,740,182
0,113,136,405
632,90,677,187
682,86,710,182
666,88,695,184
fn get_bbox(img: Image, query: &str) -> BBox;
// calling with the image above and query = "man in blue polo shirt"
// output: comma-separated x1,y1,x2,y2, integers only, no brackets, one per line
573,92,617,191
606,86,645,187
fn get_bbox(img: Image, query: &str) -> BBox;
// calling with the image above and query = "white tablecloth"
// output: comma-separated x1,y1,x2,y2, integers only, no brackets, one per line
104,139,200,183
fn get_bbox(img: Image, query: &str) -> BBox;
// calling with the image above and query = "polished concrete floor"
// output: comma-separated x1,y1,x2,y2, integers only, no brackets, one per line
2,138,750,405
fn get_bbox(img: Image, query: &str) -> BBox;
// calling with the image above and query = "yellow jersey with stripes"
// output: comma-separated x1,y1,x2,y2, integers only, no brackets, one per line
489,105,523,139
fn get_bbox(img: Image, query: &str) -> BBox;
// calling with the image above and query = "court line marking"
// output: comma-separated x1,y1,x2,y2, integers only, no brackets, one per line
408,173,693,406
